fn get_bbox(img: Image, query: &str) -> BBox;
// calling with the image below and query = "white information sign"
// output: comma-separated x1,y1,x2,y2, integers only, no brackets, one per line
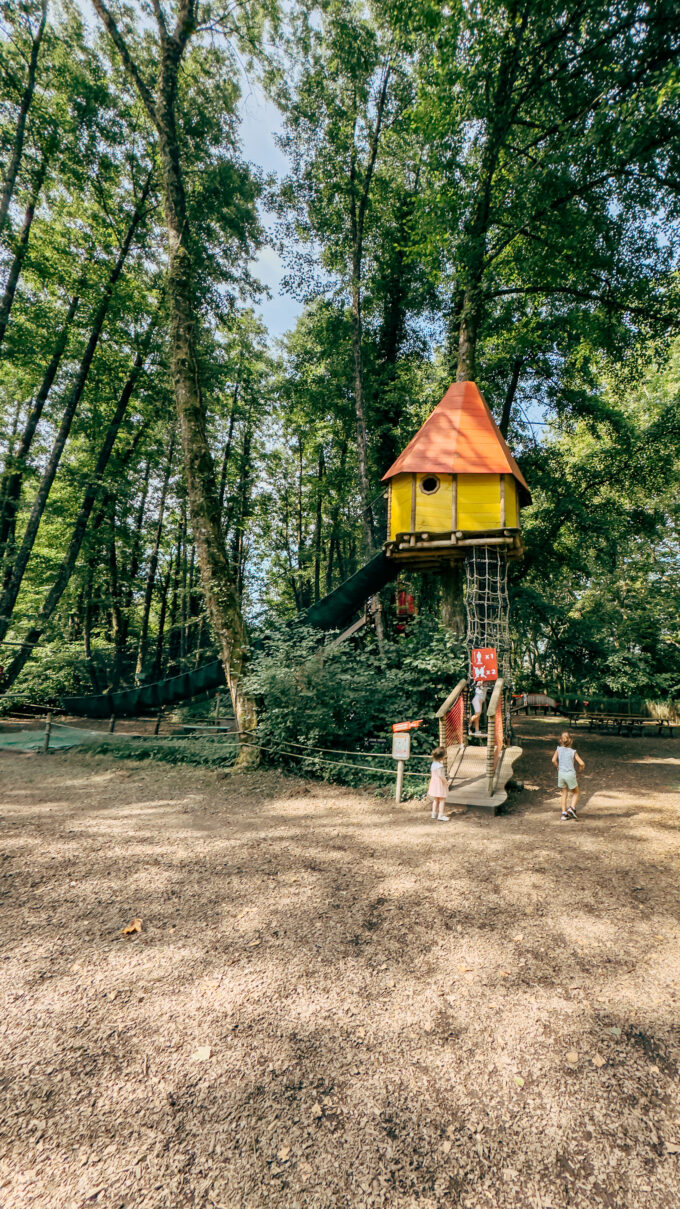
392,732,411,761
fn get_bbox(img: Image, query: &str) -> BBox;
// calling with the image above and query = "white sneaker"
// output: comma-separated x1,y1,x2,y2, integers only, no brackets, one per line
437,813,450,822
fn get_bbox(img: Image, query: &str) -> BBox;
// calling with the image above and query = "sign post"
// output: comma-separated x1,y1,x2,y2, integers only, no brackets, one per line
391,731,410,803
471,646,498,682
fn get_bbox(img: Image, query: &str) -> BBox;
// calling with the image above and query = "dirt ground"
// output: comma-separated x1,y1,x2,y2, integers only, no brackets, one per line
1,719,679,1209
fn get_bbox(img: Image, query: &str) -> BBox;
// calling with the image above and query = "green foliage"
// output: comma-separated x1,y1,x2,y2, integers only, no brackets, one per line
87,735,239,768
246,615,465,785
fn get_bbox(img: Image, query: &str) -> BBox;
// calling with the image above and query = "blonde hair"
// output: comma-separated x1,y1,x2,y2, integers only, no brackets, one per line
560,731,573,747
432,746,445,760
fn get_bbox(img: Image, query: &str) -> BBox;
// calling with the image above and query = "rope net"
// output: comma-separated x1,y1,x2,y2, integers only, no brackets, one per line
465,546,512,735
440,691,466,750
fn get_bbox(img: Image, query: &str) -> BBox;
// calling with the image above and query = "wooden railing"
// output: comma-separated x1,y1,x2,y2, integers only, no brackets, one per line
436,678,467,783
486,678,505,795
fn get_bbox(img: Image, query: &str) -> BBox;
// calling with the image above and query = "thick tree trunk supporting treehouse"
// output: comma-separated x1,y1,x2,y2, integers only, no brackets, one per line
440,562,466,637
92,0,258,758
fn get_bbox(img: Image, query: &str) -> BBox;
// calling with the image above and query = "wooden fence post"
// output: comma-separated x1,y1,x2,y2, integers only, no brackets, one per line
43,712,52,753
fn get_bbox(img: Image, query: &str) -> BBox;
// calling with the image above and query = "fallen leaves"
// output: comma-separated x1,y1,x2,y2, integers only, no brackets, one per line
665,1141,680,1154
121,917,142,935
311,1102,323,1119
276,1146,291,1162
514,1076,525,1088
512,934,524,943
441,1140,452,1154
246,938,261,949
566,1051,579,1066
592,1055,606,1068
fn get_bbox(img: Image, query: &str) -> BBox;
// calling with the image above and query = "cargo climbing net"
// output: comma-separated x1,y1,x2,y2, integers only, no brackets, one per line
464,545,513,736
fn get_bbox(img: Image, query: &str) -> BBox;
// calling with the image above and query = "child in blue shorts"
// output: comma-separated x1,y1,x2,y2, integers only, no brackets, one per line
552,731,585,820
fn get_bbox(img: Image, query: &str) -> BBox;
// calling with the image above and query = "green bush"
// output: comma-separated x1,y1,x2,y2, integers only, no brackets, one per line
245,616,466,790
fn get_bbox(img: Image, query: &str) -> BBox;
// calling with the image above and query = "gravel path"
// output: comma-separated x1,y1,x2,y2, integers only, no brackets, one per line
1,721,679,1208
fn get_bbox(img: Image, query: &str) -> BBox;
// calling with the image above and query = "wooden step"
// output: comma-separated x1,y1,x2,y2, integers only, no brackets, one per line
446,745,523,815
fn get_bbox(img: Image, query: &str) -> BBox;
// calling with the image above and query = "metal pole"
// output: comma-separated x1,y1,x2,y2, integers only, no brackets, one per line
108,714,117,733
154,709,162,736
43,712,52,754
395,759,405,804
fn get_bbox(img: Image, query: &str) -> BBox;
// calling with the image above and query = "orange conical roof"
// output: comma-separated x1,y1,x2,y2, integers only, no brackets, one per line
381,380,531,504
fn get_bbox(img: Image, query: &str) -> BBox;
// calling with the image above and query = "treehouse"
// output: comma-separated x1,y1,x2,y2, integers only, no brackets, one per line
382,380,531,566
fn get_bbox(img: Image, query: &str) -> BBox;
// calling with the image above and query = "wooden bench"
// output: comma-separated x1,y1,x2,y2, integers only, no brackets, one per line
566,712,674,737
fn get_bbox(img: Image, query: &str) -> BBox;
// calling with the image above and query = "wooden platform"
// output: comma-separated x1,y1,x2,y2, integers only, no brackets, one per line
446,745,523,814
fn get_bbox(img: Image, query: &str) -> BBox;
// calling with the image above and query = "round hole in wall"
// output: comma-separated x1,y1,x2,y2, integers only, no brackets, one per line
420,475,440,495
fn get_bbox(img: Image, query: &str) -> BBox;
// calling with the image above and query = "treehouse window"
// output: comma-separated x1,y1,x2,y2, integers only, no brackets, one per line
420,475,440,495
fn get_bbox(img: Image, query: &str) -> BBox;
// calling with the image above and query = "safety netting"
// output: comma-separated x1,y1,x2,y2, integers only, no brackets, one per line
0,720,107,752
62,659,227,719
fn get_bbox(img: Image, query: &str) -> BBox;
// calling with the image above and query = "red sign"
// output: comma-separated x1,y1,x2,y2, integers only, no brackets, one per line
471,647,497,682
392,719,423,733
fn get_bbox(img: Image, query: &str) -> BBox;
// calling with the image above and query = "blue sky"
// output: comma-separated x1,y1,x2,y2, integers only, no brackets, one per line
239,83,303,342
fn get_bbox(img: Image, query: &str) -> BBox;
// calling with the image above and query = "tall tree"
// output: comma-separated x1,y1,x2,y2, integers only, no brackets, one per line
90,0,274,744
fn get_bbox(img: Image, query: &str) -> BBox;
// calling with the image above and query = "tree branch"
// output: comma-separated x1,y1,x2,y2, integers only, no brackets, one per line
90,0,156,126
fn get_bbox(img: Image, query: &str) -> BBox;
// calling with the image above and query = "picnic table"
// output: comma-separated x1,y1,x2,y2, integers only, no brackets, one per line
566,712,674,737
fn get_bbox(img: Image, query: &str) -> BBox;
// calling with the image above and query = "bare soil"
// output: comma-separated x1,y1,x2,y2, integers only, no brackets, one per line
1,719,679,1209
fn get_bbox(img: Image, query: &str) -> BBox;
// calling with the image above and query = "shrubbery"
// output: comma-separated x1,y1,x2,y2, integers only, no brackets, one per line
245,616,466,788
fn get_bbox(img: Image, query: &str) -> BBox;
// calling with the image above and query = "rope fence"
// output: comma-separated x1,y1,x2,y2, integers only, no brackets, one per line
0,710,428,790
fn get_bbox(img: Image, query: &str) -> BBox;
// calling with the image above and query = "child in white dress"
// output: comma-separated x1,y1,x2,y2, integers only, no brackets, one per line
428,746,450,821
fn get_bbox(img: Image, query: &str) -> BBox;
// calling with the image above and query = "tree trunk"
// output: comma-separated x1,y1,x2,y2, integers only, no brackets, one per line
0,176,150,644
456,288,481,382
0,333,153,689
218,370,241,510
499,358,523,437
347,66,391,558
155,31,255,741
165,513,185,671
135,435,174,680
233,425,252,602
0,0,47,235
0,291,80,563
350,266,375,557
455,15,528,381
93,0,258,754
152,557,172,679
313,449,324,603
0,150,49,348
440,562,466,638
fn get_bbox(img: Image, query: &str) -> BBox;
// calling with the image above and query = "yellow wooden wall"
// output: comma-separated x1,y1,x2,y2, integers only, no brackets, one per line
457,475,500,530
388,472,520,539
